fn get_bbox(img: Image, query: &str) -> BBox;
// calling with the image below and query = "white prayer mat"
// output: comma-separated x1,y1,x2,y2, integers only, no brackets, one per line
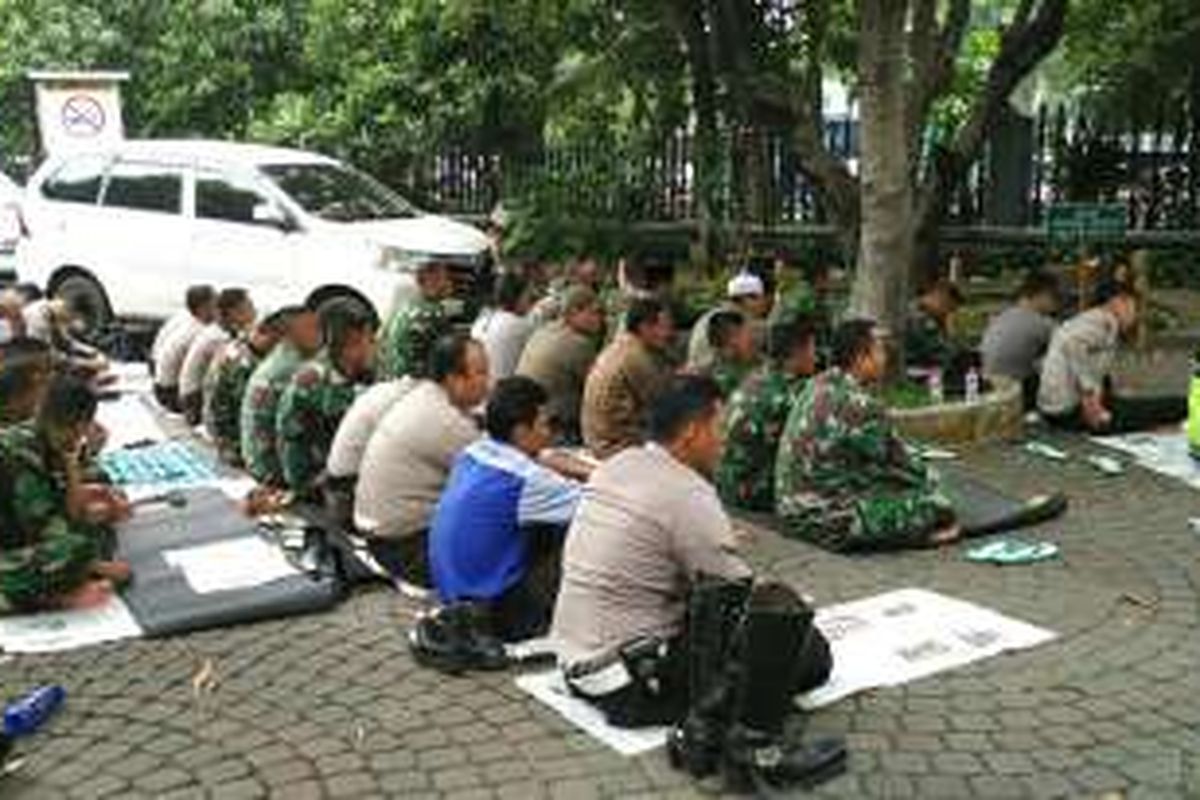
96,394,165,450
107,361,154,395
514,671,669,756
0,596,143,654
517,588,1055,754
1094,430,1200,490
799,588,1056,709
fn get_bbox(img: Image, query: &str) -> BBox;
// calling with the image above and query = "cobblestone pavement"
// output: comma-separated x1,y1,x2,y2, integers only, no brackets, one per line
4,429,1200,799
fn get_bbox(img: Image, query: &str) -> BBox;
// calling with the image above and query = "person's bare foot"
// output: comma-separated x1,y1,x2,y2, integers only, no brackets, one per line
57,579,114,611
92,560,132,586
929,524,962,546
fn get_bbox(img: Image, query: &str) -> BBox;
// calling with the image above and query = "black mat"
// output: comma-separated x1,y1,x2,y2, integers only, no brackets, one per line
116,489,344,636
936,466,1068,537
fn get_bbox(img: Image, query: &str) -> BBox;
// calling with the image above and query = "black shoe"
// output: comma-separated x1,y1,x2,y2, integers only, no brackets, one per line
722,725,847,792
408,603,508,675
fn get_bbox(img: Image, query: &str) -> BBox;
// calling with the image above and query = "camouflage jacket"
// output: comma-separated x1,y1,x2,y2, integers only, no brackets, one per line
276,354,362,496
0,423,99,611
775,368,951,552
716,365,806,512
377,296,447,379
707,355,756,399
203,336,262,465
905,307,952,369
239,342,305,487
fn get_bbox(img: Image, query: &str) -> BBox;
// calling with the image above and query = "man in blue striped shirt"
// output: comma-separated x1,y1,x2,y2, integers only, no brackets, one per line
429,376,588,640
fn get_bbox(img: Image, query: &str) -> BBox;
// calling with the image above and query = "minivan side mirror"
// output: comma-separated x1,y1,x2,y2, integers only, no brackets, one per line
252,202,294,232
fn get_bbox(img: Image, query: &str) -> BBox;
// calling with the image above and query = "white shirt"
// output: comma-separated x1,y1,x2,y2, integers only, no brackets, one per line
326,377,418,479
354,380,480,539
153,317,203,389
178,324,231,398
151,310,193,365
471,308,534,385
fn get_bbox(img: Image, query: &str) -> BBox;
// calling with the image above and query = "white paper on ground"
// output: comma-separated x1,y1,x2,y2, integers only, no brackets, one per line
96,395,165,450
0,596,143,654
515,671,668,756
799,588,1056,709
164,536,300,594
1094,431,1200,490
108,361,153,395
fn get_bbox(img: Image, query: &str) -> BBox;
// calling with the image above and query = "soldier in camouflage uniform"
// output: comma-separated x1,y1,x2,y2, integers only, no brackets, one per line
716,317,817,511
701,310,759,398
905,278,963,370
239,307,322,487
377,262,453,379
277,307,377,498
775,320,960,553
0,376,130,612
203,311,287,466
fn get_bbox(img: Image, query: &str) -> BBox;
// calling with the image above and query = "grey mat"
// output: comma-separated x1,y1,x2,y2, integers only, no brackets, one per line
936,466,1067,537
116,489,344,636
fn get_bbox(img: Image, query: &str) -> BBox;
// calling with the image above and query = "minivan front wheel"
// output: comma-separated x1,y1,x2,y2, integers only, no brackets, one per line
52,272,113,340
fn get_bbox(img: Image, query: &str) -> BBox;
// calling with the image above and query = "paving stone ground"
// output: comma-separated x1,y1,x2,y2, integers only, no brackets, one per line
4,427,1200,799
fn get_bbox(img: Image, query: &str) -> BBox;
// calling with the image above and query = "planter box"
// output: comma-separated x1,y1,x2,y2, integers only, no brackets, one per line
890,380,1023,444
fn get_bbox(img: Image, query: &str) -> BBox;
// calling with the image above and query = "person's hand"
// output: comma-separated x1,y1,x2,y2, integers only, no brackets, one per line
86,421,109,453
92,559,131,586
1081,397,1112,431
56,578,114,611
78,484,131,525
538,449,596,482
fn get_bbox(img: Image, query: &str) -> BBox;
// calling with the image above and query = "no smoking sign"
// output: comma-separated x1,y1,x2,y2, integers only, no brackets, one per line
60,94,106,138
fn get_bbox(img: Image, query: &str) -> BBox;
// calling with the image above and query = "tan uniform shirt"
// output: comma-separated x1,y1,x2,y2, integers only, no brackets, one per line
516,321,599,434
178,324,230,399
581,334,672,459
326,377,417,479
551,444,752,666
154,317,203,389
353,380,479,539
1037,307,1119,416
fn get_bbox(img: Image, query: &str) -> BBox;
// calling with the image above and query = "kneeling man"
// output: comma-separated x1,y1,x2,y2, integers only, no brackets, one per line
776,320,959,552
429,376,583,641
553,376,841,789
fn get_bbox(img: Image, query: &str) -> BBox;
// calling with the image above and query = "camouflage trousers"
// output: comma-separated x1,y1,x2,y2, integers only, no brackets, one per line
0,522,106,612
780,489,953,553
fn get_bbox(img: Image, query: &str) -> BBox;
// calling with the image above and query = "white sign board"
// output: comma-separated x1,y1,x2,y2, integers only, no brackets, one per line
29,71,129,157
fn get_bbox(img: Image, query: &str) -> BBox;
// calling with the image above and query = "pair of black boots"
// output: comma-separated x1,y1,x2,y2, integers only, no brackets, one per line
408,602,509,676
667,576,847,793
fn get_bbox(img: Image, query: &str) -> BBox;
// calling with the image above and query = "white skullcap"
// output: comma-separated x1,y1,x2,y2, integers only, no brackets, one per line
726,272,765,298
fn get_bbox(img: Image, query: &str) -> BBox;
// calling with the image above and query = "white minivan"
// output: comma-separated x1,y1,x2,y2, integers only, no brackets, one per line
17,140,492,331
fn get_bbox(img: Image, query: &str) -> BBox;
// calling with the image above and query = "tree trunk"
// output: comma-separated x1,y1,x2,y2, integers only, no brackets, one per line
851,0,914,372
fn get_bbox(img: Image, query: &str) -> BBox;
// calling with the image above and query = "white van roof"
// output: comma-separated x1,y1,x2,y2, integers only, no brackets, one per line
81,139,339,169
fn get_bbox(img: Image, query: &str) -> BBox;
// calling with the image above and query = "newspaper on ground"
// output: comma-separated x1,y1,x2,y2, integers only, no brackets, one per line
0,596,143,654
163,536,301,595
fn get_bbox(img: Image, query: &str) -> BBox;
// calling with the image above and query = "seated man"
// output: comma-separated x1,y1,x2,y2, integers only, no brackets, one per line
178,288,256,426
701,310,758,397
470,271,536,385
0,376,131,612
776,320,960,553
277,305,377,499
981,271,1060,409
687,272,769,371
203,311,286,467
324,375,418,527
152,285,217,411
239,306,322,487
905,278,963,370
22,299,109,380
716,317,817,511
377,261,452,379
1039,279,1183,433
552,376,839,787
0,338,52,426
354,334,488,588
516,286,604,443
581,297,675,459
429,376,584,641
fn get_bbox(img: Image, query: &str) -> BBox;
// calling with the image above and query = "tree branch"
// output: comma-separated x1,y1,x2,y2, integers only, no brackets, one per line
917,0,1067,224
907,0,970,162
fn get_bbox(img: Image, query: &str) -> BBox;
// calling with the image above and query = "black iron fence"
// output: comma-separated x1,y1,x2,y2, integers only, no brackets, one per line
403,105,1198,233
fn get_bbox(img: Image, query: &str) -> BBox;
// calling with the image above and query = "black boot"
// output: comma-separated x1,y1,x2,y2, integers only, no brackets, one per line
408,602,508,675
666,573,752,778
721,582,847,792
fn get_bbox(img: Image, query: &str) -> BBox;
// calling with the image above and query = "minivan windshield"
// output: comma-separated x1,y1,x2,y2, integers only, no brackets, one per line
261,162,418,222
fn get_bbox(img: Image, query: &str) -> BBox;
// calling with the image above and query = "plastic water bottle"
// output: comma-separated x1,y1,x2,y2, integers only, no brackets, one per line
965,368,980,404
928,370,944,404
3,686,65,738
